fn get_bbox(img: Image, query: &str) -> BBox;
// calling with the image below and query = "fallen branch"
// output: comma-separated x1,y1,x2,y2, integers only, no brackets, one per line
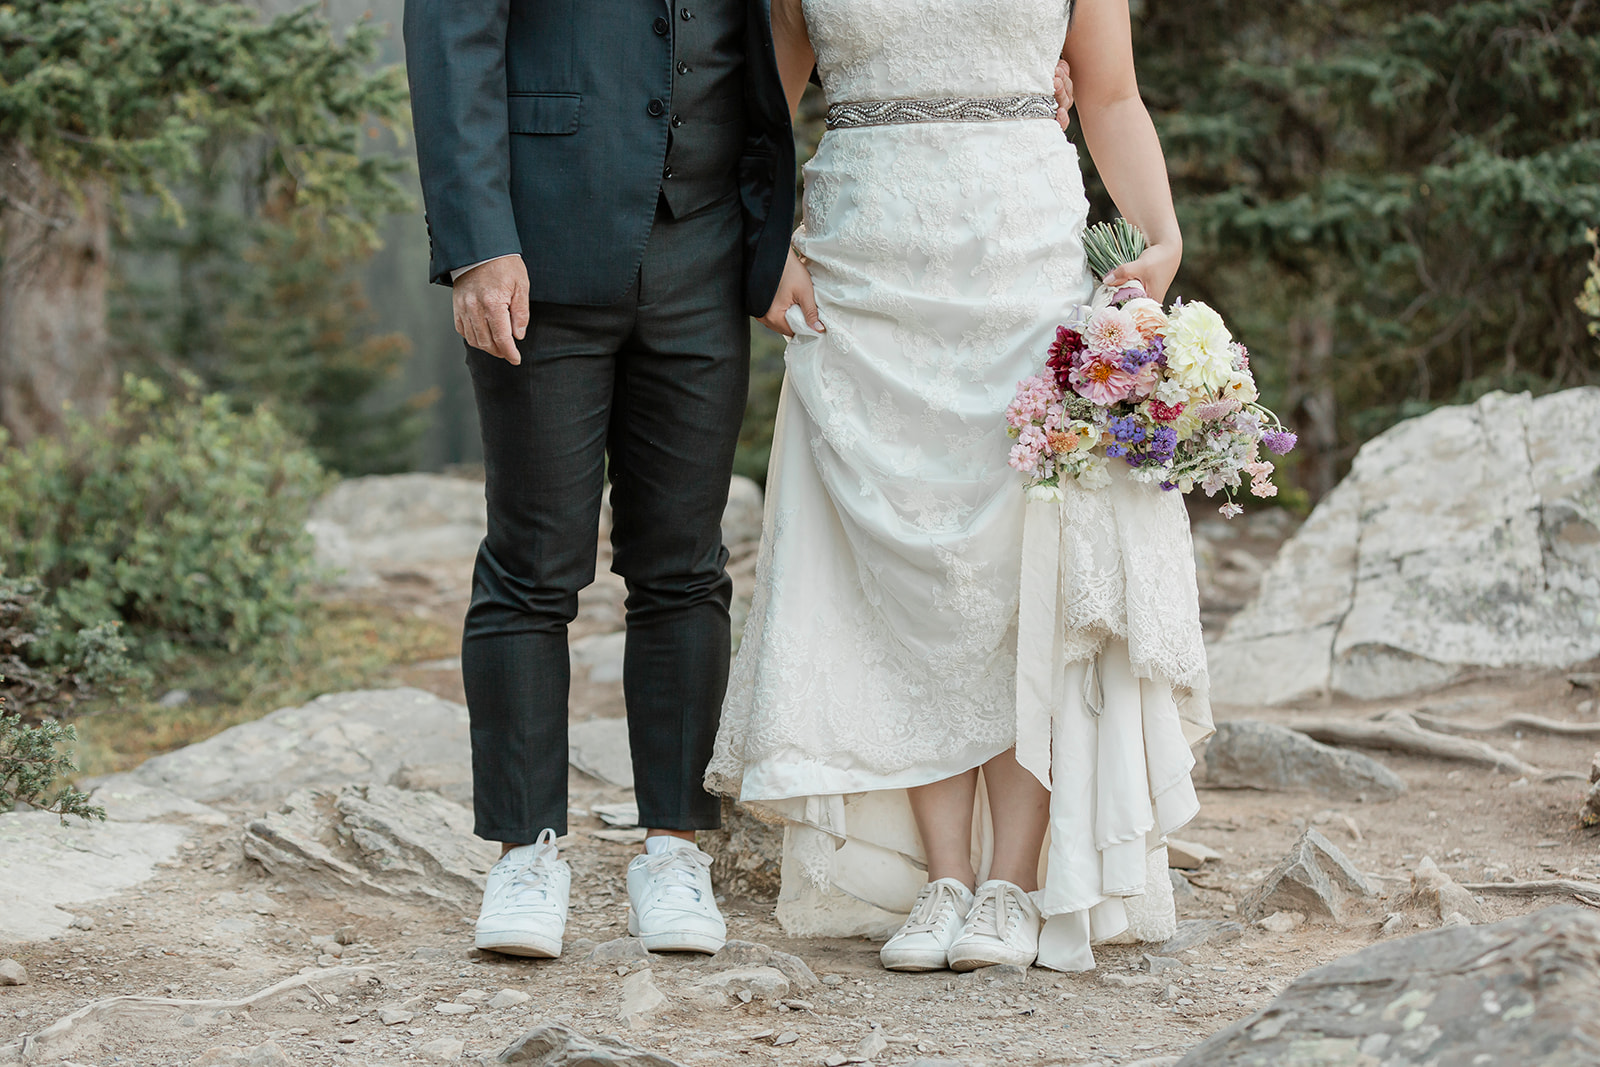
21,965,375,1058
1295,709,1580,780
1412,711,1600,739
1458,879,1600,906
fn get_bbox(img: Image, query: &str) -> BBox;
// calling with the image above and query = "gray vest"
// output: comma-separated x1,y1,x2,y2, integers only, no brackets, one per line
660,0,747,218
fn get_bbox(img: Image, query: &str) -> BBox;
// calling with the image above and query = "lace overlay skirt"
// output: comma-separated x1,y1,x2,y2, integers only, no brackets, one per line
705,119,1213,971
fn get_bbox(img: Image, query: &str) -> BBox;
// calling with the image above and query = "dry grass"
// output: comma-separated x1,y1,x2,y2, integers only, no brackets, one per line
70,601,456,777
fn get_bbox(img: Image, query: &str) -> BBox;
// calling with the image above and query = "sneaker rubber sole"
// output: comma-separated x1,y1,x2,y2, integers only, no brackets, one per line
947,944,1037,971
627,911,725,954
879,946,952,972
474,928,563,958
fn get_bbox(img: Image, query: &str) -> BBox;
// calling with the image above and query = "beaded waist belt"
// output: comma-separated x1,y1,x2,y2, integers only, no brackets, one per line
825,94,1057,131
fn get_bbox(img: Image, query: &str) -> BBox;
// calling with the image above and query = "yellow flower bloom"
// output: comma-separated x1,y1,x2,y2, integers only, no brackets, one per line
1161,302,1234,392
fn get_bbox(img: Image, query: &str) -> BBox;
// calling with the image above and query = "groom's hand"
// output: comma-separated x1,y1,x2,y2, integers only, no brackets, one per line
454,256,530,365
1053,59,1074,130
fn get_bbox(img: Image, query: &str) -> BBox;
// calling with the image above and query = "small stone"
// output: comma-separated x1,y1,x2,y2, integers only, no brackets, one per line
411,947,449,962
1240,828,1376,924
1157,983,1181,1004
434,1001,476,1015
1144,954,1184,974
68,915,95,931
489,988,532,1009
781,999,814,1011
824,1056,849,1067
710,939,773,967
619,968,667,1027
1409,856,1486,924
1258,910,1305,934
1169,869,1196,901
1104,974,1158,988
689,966,791,1006
0,960,28,986
588,937,651,962
979,963,1029,986
455,989,490,1003
379,1009,413,1026
775,1032,799,1046
418,1037,464,1063
1157,919,1244,956
856,1030,889,1061
338,1014,361,1025
820,974,845,987
335,925,358,945
1166,838,1221,869
1441,911,1473,929
1380,912,1410,938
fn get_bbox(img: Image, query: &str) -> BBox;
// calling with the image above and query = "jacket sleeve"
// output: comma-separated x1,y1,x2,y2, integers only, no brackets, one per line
404,0,523,286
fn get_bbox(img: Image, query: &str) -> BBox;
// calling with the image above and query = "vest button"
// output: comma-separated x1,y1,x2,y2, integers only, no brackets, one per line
653,16,669,34
680,7,693,19
646,98,666,117
671,114,684,128
663,166,675,179
677,61,691,75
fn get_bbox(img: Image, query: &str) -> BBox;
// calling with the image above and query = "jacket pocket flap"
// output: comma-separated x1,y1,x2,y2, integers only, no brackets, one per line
507,93,582,135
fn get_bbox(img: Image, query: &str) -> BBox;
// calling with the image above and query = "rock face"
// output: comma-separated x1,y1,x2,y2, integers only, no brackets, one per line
1209,388,1600,705
129,688,473,810
308,472,766,587
498,1023,684,1066
308,472,489,586
1240,829,1376,924
1173,906,1600,1066
701,799,784,902
1201,721,1406,800
242,784,496,911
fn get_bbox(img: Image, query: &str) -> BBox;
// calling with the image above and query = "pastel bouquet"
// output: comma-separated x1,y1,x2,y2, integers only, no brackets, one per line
1005,220,1296,517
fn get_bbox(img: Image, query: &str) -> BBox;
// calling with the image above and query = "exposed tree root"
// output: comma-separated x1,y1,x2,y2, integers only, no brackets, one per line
1411,711,1600,739
1296,709,1583,781
1458,879,1600,906
20,965,376,1059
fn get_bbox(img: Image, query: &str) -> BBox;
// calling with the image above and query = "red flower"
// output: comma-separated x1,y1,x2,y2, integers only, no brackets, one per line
1046,326,1086,388
1148,400,1185,422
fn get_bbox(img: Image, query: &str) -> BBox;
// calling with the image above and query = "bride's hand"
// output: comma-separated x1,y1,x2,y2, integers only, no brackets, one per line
1053,59,1074,130
760,248,825,337
1103,239,1181,303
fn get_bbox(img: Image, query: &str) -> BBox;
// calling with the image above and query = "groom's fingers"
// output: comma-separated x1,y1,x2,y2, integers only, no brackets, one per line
485,305,521,365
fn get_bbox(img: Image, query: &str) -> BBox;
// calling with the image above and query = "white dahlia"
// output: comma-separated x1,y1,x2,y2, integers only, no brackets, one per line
1161,301,1235,392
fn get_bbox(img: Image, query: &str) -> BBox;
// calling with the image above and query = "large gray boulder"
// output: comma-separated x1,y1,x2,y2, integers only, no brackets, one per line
242,784,496,911
1209,388,1600,704
128,688,473,810
1201,720,1406,800
307,472,489,585
1174,906,1600,1066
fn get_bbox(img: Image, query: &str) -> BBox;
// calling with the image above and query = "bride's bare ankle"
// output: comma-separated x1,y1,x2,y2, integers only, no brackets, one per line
926,867,976,892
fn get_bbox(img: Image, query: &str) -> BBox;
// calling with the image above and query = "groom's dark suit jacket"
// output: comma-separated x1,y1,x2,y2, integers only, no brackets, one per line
404,0,795,318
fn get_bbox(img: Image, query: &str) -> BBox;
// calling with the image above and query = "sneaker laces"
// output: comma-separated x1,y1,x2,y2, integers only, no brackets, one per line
900,881,967,937
963,882,1022,941
641,845,713,904
502,828,562,905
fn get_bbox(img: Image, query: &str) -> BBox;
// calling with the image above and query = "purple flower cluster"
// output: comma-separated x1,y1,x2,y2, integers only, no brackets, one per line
1262,429,1298,455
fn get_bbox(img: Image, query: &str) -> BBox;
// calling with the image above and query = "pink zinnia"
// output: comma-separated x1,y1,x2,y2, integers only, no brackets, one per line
1083,307,1142,357
1068,355,1138,406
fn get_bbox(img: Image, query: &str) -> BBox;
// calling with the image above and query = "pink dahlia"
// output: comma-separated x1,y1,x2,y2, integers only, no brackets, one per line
1083,307,1143,357
1068,355,1138,406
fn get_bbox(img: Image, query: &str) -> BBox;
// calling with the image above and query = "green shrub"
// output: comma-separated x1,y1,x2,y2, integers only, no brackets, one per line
0,375,332,667
0,573,137,717
0,706,105,821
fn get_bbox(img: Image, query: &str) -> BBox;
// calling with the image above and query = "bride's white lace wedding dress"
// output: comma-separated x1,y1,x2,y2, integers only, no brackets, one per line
705,0,1214,971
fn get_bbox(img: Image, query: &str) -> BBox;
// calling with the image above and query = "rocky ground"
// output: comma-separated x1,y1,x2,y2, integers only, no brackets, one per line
5,464,1600,1067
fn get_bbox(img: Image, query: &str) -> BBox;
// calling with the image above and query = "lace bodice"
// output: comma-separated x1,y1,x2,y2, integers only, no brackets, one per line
804,0,1073,104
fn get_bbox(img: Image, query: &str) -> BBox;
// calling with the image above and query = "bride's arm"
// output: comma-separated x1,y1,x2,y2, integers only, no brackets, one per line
760,0,824,336
1063,0,1182,301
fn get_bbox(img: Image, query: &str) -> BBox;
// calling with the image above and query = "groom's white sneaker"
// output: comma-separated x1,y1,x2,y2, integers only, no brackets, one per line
947,879,1042,971
880,877,975,972
475,828,570,958
626,836,727,953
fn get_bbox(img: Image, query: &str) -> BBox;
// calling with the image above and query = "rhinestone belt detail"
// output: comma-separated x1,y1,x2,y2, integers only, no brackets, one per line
825,94,1057,131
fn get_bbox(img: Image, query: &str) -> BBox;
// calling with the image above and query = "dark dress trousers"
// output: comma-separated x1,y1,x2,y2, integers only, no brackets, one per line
404,0,794,843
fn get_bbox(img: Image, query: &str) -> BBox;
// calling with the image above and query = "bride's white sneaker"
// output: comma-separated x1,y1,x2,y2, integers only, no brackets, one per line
474,828,570,958
880,878,975,972
946,879,1042,971
626,836,727,953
